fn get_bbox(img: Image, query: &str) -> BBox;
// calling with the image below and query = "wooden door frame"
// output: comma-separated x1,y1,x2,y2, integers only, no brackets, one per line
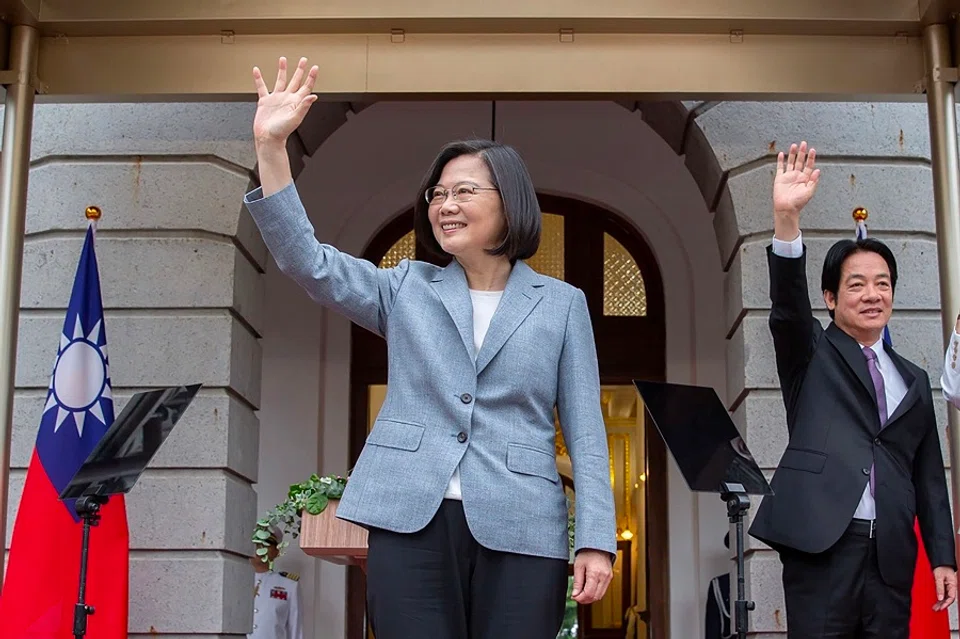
345,195,669,639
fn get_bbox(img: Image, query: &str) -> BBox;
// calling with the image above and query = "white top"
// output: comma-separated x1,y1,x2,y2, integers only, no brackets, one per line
771,232,907,521
443,289,504,500
941,330,960,410
247,569,302,639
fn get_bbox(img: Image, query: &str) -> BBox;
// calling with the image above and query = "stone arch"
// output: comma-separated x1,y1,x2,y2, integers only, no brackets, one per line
284,100,728,639
617,100,739,269
269,102,372,180
279,100,739,275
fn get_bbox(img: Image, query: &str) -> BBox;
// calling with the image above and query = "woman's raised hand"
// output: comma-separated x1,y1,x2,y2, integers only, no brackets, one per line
252,57,319,147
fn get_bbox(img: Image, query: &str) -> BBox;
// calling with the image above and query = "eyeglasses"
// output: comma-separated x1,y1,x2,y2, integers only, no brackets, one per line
425,183,499,205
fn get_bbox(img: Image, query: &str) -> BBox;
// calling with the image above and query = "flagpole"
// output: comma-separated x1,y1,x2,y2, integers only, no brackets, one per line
0,24,39,592
923,23,960,570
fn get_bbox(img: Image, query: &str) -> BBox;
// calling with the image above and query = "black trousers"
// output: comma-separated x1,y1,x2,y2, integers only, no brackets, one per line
780,519,911,638
365,500,570,639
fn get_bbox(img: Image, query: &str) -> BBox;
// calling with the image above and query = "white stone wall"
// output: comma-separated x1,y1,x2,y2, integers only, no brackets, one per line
5,102,266,637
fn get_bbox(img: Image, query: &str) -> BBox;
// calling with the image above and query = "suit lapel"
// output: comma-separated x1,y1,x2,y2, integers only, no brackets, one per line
430,260,476,361
883,345,920,427
824,323,922,431
475,261,544,375
824,322,878,408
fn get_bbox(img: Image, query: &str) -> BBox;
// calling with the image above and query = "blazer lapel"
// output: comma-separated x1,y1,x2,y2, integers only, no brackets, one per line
475,261,545,375
430,260,476,361
824,323,878,408
883,345,920,427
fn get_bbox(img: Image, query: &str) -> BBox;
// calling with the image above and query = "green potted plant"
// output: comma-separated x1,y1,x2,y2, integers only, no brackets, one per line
252,473,348,568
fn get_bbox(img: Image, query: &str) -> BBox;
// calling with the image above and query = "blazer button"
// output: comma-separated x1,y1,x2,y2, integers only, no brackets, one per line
460,393,473,404
457,432,468,443
862,468,870,475
874,438,880,445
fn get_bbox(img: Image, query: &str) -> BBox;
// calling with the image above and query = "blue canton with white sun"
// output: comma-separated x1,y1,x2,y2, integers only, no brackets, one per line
44,316,112,438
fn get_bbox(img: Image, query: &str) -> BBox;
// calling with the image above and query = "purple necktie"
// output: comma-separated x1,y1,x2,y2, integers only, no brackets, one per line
863,346,888,496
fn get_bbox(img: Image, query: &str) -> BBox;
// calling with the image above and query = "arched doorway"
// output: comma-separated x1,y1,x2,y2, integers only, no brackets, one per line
346,194,668,639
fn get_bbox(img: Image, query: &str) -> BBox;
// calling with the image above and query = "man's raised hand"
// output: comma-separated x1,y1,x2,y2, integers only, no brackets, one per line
773,141,820,241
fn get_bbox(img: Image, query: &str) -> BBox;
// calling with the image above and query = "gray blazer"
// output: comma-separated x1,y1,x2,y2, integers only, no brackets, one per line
244,182,617,561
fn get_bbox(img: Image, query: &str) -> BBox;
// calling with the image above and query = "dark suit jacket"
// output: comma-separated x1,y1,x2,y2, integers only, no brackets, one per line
748,247,956,588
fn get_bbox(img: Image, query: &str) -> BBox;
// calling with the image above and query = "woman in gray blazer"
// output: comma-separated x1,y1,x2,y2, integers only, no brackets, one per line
245,56,617,639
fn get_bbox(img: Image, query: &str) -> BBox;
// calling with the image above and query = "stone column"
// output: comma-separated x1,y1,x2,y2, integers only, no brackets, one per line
5,102,265,638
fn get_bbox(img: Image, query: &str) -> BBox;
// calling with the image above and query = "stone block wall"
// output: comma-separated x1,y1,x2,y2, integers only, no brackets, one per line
3,102,266,638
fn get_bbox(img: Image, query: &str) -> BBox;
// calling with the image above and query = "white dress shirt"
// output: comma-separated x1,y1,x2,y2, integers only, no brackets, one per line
941,330,960,409
443,289,504,500
772,231,908,520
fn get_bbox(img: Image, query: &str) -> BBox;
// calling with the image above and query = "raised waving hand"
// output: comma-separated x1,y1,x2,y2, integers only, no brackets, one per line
251,57,319,196
252,56,319,147
773,141,820,241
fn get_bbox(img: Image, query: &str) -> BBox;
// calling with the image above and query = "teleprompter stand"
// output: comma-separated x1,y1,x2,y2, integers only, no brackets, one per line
720,481,756,639
633,380,772,639
73,495,108,639
60,384,201,639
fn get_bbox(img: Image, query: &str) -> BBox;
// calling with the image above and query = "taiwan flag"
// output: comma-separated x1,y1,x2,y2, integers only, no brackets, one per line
855,212,948,638
0,223,129,638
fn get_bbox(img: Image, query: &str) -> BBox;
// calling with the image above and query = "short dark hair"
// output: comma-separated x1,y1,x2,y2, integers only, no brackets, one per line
413,139,541,262
821,238,898,319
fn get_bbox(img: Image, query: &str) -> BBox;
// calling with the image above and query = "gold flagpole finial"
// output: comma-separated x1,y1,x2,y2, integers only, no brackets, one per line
85,206,102,221
852,206,868,222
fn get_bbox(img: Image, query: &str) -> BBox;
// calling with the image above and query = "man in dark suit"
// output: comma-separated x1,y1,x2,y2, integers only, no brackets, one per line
748,141,958,636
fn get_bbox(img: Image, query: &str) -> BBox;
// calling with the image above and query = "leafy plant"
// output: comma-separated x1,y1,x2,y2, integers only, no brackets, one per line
252,473,347,569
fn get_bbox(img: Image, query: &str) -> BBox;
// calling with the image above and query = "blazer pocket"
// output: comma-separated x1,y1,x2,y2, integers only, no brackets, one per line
366,419,425,452
506,443,560,483
778,447,827,473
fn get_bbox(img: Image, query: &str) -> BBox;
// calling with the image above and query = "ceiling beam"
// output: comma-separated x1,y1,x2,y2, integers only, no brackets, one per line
22,0,922,37
35,31,924,101
1,0,941,100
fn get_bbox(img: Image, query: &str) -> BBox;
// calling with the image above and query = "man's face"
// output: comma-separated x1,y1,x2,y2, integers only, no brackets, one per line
824,250,893,344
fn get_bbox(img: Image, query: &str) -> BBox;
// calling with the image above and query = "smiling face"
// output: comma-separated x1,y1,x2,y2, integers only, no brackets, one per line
824,250,894,345
426,154,506,260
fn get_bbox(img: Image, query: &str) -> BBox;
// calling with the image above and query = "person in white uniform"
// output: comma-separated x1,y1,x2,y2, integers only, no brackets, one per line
249,524,302,639
941,313,960,410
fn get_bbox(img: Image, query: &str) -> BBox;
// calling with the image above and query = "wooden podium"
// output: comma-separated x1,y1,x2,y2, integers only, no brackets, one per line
299,499,368,566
